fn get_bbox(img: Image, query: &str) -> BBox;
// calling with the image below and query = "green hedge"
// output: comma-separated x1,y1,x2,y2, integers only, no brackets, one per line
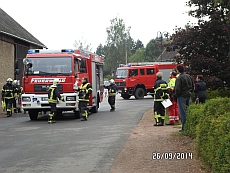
184,98,230,173
206,87,230,99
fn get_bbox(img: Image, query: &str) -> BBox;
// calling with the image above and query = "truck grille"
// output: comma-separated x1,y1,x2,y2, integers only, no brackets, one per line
34,84,63,92
115,82,126,86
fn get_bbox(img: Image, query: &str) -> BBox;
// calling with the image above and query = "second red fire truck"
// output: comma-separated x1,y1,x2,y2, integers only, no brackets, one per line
21,49,104,120
114,62,177,99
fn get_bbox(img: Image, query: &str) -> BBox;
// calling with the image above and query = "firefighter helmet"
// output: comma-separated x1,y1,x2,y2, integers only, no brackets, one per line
13,80,18,85
53,78,60,85
110,79,115,84
7,78,13,82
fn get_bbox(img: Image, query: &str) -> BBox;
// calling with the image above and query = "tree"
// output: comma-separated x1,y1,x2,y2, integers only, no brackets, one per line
96,43,105,56
135,39,144,50
73,35,92,52
129,48,146,62
171,12,230,88
145,39,163,61
131,39,144,54
104,17,132,76
187,0,230,57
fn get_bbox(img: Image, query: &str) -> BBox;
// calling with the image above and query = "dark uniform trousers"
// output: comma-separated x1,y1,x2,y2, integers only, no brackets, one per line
5,98,14,115
49,103,57,122
108,96,115,110
78,101,88,118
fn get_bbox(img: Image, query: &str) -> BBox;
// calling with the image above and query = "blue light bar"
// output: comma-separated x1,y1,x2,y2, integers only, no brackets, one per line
28,49,39,54
61,49,74,53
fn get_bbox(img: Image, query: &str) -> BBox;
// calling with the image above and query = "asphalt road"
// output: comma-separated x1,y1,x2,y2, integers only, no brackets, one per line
0,95,153,173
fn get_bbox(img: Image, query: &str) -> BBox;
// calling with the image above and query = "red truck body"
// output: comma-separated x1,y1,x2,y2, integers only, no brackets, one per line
114,62,177,99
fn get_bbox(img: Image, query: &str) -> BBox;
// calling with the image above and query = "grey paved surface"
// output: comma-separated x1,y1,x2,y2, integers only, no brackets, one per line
0,95,153,173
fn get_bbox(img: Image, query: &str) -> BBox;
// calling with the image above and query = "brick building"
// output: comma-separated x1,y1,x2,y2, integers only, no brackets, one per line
0,8,47,112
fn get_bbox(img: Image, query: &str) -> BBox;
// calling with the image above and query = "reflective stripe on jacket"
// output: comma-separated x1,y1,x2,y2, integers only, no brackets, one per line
2,84,15,99
168,78,176,90
48,85,62,104
154,79,169,102
78,83,92,101
104,83,117,97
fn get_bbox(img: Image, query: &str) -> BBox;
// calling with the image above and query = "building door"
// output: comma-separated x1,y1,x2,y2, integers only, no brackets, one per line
15,44,28,84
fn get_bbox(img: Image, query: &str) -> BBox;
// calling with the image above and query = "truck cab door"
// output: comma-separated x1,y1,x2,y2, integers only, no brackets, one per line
145,67,156,89
128,69,139,87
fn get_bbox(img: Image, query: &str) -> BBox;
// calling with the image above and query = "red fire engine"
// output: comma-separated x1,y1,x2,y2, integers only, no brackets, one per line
114,62,177,99
21,49,104,120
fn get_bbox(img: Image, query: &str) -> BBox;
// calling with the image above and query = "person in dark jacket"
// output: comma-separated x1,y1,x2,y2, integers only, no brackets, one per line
48,79,65,124
194,75,206,104
153,72,170,126
77,77,92,121
103,79,117,112
175,65,194,132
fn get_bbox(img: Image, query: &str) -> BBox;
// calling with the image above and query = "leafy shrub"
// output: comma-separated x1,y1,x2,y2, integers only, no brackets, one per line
184,103,206,138
206,87,230,99
185,98,230,173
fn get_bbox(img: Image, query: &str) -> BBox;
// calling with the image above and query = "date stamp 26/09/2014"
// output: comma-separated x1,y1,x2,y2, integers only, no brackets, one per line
152,152,193,160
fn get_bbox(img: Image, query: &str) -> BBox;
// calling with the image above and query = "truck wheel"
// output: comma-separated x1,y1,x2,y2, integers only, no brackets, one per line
121,94,131,99
91,105,98,113
74,111,80,119
134,88,145,99
29,110,38,120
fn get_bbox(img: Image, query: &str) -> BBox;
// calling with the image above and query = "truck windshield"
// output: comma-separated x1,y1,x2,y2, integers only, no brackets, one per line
115,69,128,79
25,57,72,76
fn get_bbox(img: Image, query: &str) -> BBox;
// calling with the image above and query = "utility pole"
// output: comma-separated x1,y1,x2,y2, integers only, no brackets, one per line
126,41,128,65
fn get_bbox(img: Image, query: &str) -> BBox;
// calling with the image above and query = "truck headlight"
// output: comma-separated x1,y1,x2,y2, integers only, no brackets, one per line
66,96,76,101
22,97,31,102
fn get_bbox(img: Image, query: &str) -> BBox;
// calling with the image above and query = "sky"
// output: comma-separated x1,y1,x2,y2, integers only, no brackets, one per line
0,0,198,51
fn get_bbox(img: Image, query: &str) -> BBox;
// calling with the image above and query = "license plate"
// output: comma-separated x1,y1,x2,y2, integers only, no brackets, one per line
41,97,48,101
118,90,122,93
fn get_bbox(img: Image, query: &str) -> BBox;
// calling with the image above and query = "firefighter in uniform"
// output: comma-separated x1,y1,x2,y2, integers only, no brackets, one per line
166,71,180,125
103,79,117,112
1,78,15,117
77,77,92,121
153,72,170,126
12,80,22,113
48,79,65,124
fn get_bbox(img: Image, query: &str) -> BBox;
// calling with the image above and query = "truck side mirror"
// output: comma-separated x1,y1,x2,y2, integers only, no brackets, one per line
80,59,86,68
80,59,86,72
15,60,19,69
15,69,20,75
26,63,33,68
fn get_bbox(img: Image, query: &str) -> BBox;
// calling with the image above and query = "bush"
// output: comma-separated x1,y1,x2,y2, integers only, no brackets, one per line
184,103,206,138
206,87,230,99
185,98,230,173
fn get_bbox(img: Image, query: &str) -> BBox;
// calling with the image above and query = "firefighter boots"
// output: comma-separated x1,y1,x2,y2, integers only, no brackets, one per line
48,113,56,124
7,111,12,117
